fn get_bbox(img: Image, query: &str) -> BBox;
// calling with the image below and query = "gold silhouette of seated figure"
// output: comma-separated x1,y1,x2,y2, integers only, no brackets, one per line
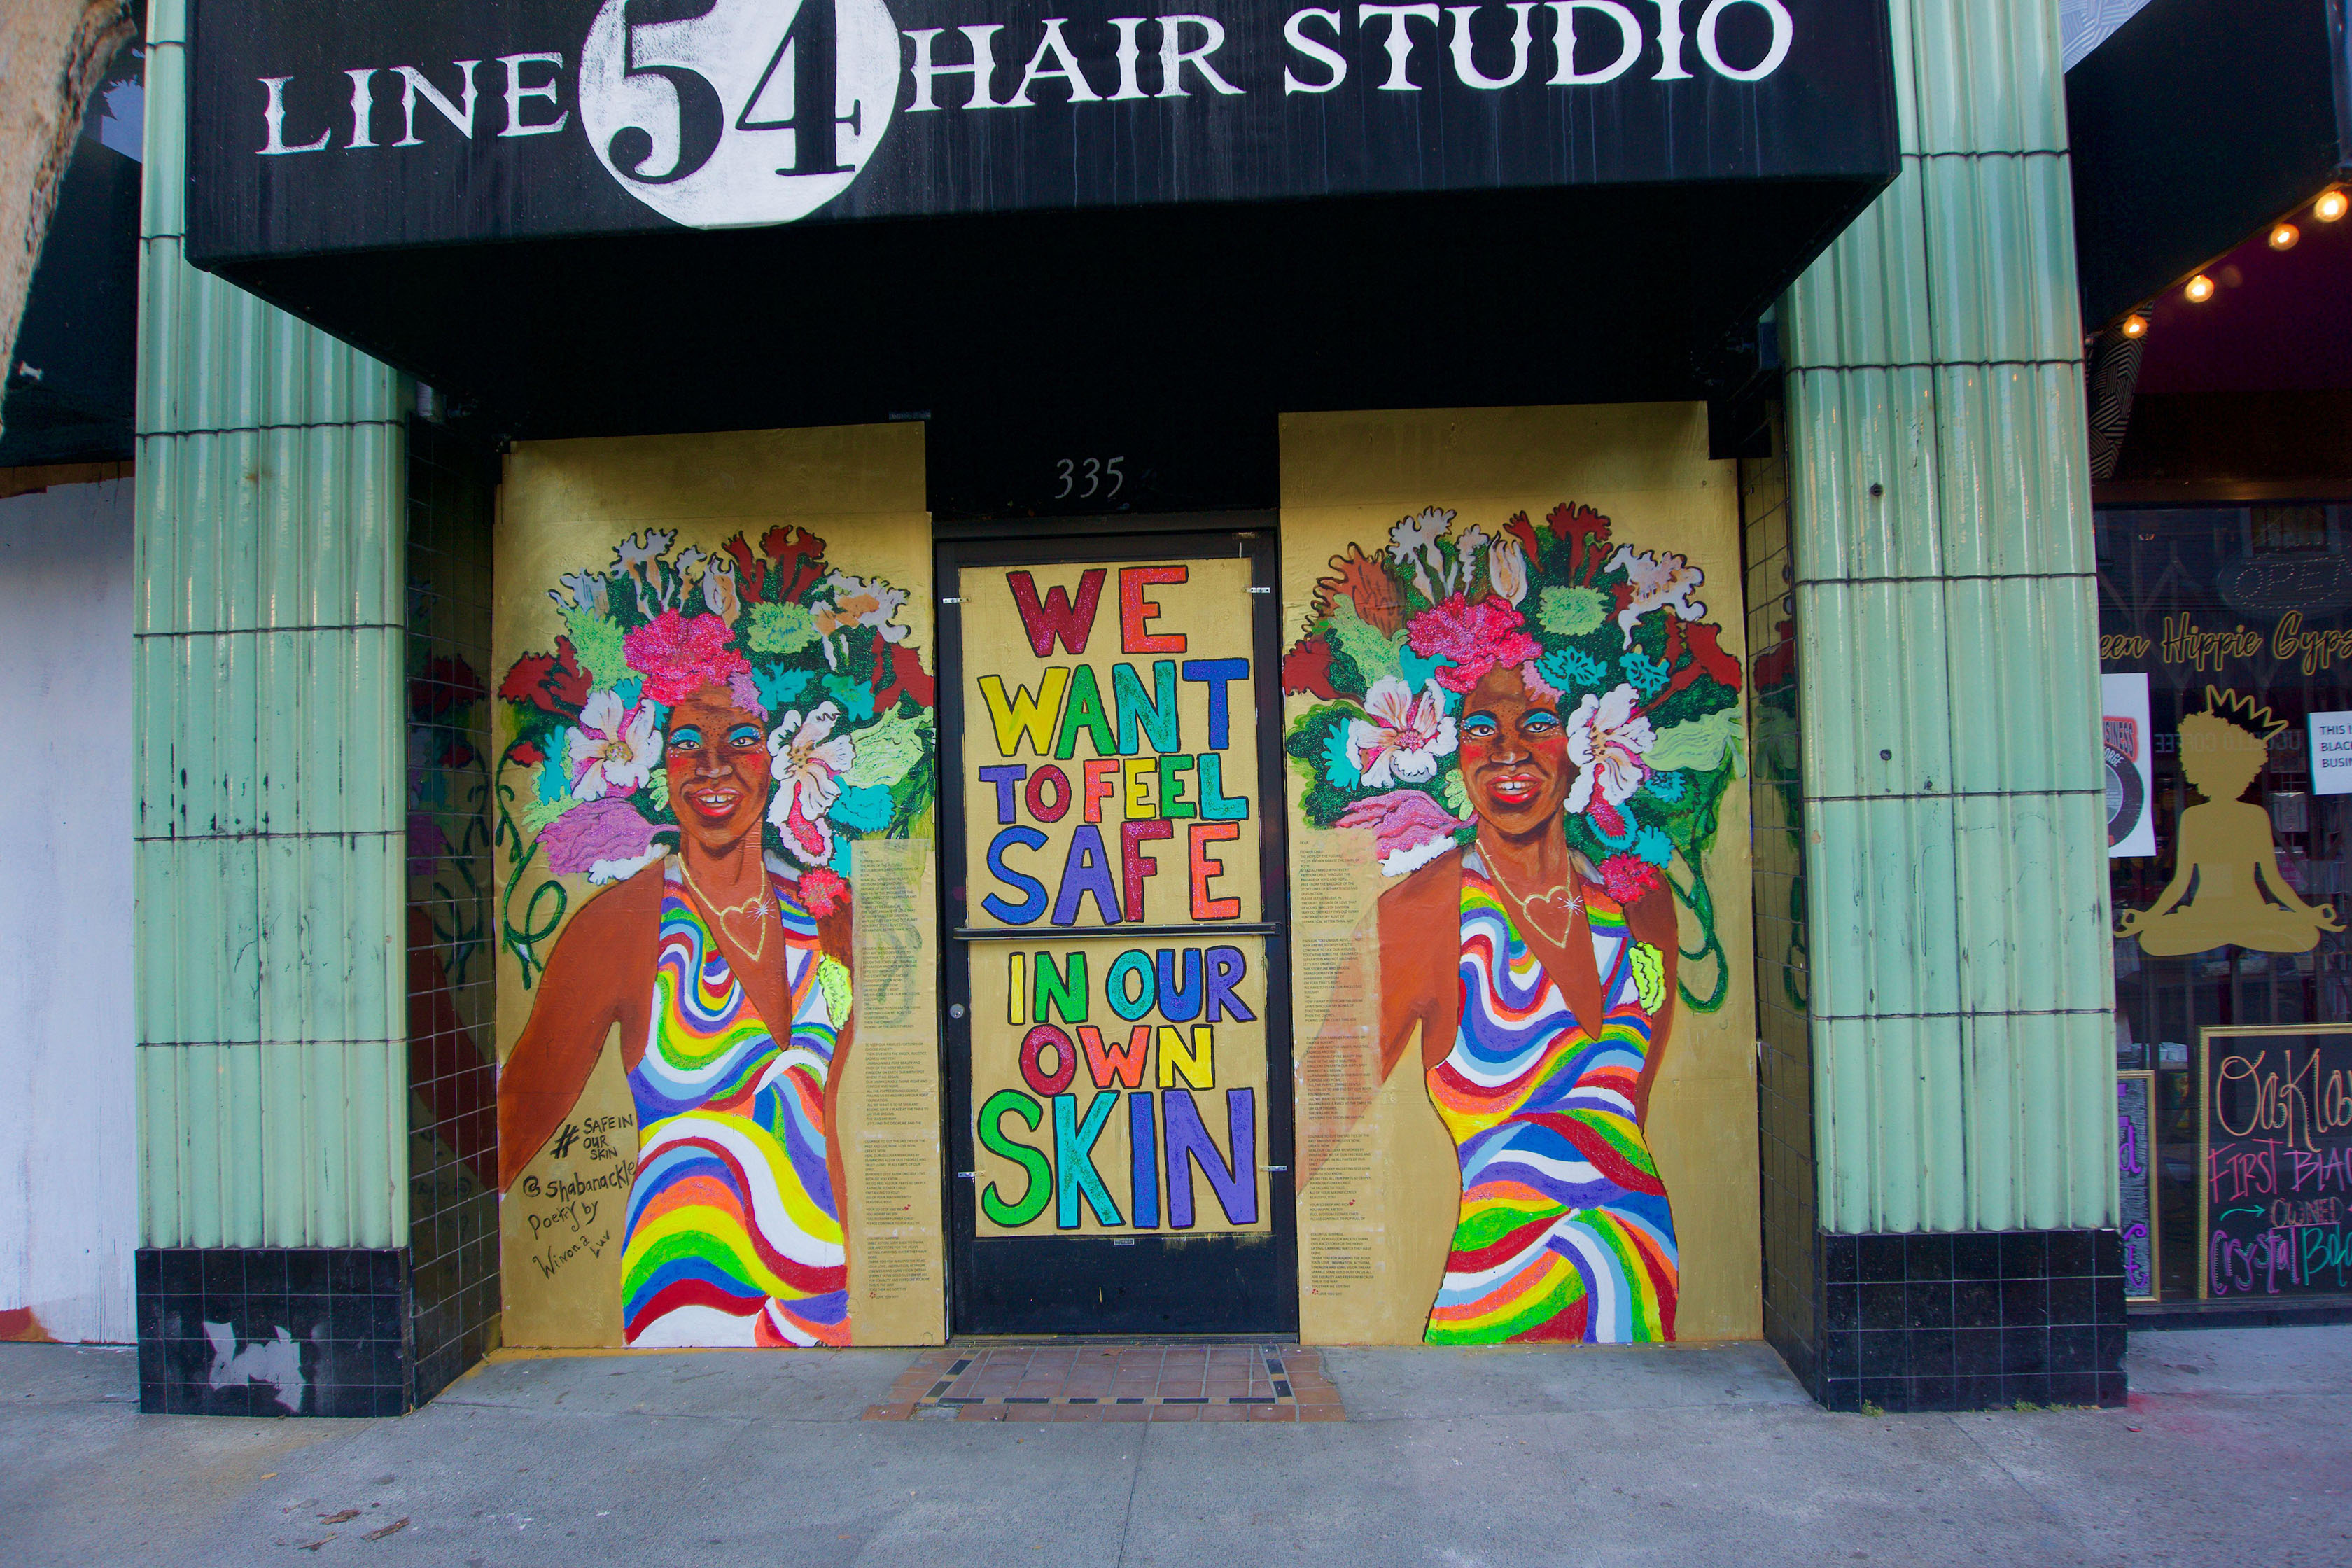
2116,692,2342,957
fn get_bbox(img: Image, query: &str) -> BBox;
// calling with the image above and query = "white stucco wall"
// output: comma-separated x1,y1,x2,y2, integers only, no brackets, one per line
0,477,135,1342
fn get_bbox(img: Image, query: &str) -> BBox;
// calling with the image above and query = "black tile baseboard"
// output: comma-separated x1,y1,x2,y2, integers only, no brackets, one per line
136,1247,410,1418
1794,1228,2127,1413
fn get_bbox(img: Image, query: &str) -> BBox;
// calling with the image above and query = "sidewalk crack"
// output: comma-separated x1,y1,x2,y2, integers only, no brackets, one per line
1948,1413,2110,1563
1113,1420,1147,1567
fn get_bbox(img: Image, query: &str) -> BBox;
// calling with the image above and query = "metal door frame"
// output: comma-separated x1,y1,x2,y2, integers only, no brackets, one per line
934,519,1298,1336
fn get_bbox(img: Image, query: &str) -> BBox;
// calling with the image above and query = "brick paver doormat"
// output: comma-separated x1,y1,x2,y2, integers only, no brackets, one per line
864,1344,1343,1422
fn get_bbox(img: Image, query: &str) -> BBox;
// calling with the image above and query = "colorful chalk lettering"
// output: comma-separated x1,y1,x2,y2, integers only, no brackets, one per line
2202,1029,2352,1298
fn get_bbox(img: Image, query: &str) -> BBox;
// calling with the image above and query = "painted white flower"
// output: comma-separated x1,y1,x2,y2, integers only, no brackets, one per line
653,545,707,609
813,571,912,643
1346,677,1458,788
564,690,662,802
1387,507,1452,562
611,528,678,583
1567,685,1655,812
1488,536,1530,606
584,848,665,886
1386,507,1454,601
768,702,858,866
1433,524,1490,598
550,569,610,615
1606,545,1706,648
703,556,741,622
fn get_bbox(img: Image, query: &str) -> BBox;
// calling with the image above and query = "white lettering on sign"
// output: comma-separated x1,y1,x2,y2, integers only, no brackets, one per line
248,3,1800,223
257,76,331,154
1549,1,1642,83
2311,711,2352,797
580,0,904,227
1284,8,1349,91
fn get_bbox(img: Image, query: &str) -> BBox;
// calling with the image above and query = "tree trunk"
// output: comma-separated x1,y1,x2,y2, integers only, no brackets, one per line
0,0,138,449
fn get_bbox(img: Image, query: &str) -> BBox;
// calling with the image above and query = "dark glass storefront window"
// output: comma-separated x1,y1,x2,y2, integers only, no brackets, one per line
2099,504,2352,1306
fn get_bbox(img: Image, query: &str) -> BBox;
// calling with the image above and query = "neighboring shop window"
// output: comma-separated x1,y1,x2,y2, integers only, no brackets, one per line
2101,504,2352,1306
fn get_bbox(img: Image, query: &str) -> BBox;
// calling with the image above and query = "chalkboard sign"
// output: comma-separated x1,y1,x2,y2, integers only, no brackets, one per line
2199,1026,2352,1300
2118,1071,2158,1301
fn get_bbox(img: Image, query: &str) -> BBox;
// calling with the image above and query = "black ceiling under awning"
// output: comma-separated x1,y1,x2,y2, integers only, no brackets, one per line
186,1,1898,512
212,176,1877,510
2069,0,2352,330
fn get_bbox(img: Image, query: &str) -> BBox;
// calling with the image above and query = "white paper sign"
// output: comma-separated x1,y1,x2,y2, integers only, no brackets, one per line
2103,672,2156,857
2310,710,2352,795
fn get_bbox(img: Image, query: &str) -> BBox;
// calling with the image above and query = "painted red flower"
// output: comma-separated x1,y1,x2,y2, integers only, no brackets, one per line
624,610,752,705
721,533,769,603
1282,635,1340,701
762,526,830,603
1406,596,1544,694
1548,503,1614,581
1502,510,1542,564
498,636,592,716
1681,621,1744,694
870,637,937,711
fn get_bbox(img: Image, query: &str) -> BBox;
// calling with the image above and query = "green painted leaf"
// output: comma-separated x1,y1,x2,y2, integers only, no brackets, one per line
747,602,820,654
564,608,630,689
844,707,931,790
1646,707,1746,777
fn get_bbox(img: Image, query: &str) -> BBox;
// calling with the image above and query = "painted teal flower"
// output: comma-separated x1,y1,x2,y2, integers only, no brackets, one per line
1623,650,1672,696
1538,648,1608,692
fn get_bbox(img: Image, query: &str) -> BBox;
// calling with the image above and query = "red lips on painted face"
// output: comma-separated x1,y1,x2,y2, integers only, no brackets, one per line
662,685,771,855
1457,665,1576,840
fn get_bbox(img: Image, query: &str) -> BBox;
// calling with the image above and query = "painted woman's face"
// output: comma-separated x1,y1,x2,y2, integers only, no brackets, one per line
663,686,771,854
1458,665,1576,838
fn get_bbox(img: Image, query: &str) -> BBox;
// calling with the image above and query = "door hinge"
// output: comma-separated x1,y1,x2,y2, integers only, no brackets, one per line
1265,1164,1289,1172
955,1171,976,1179
940,596,965,606
1247,586,1272,594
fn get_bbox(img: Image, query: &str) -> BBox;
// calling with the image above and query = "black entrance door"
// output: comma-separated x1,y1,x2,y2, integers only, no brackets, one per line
937,526,1297,1335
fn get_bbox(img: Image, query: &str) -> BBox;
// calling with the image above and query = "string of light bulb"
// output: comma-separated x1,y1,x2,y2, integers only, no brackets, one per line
2113,185,2346,341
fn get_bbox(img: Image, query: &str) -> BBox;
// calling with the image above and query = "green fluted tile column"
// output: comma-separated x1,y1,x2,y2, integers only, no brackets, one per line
1782,0,2112,1237
134,0,408,1250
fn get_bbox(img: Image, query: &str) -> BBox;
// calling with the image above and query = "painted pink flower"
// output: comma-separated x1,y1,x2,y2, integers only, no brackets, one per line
796,866,850,918
727,671,769,720
1600,853,1662,904
1336,790,1469,877
623,610,752,706
1407,596,1544,695
540,795,661,883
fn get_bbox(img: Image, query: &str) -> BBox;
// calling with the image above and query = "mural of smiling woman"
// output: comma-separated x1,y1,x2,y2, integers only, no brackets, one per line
494,526,934,1347
1284,503,1745,1345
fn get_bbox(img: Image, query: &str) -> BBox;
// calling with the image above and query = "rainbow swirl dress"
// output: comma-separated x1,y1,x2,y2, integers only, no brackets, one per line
618,863,848,1347
1423,849,1679,1344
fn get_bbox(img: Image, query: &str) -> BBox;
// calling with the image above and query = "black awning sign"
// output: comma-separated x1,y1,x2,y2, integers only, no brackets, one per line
189,0,1894,260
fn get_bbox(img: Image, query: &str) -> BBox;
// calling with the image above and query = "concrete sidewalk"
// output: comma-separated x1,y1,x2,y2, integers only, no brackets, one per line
6,1328,2348,1567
